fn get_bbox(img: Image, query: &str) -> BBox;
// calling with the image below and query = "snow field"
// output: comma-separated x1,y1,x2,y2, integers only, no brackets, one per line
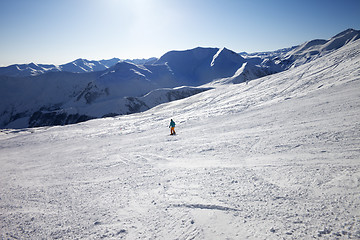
1,40,360,239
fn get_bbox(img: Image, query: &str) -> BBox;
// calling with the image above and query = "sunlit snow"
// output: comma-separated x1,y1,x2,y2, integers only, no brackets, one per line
1,36,359,239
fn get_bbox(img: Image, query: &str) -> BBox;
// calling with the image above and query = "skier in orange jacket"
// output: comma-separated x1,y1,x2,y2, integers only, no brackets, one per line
169,119,176,135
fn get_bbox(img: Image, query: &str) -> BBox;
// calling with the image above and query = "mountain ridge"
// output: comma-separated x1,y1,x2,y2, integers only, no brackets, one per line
0,28,358,129
0,57,158,77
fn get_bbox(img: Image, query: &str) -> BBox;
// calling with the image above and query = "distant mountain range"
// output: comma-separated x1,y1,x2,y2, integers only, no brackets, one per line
0,57,158,77
0,28,359,129
240,28,360,68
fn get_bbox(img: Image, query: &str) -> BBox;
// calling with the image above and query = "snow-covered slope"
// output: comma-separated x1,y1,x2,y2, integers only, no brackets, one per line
211,62,269,85
28,86,211,128
1,36,359,239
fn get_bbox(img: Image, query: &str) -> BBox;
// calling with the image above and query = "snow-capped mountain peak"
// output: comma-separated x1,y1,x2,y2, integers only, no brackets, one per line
210,47,245,68
321,28,360,52
283,28,360,68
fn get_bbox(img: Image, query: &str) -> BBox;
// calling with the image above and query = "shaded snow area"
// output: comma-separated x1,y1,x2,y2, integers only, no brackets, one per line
1,40,360,239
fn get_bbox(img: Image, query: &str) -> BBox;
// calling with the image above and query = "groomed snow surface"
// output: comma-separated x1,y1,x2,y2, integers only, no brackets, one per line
1,40,360,239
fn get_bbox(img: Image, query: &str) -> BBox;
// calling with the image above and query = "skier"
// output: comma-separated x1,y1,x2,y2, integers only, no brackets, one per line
169,119,176,135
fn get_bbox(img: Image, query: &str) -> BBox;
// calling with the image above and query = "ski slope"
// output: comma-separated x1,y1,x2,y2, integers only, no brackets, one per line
1,40,360,239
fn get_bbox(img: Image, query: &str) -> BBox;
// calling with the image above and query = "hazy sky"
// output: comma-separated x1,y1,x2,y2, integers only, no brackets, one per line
0,0,359,66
